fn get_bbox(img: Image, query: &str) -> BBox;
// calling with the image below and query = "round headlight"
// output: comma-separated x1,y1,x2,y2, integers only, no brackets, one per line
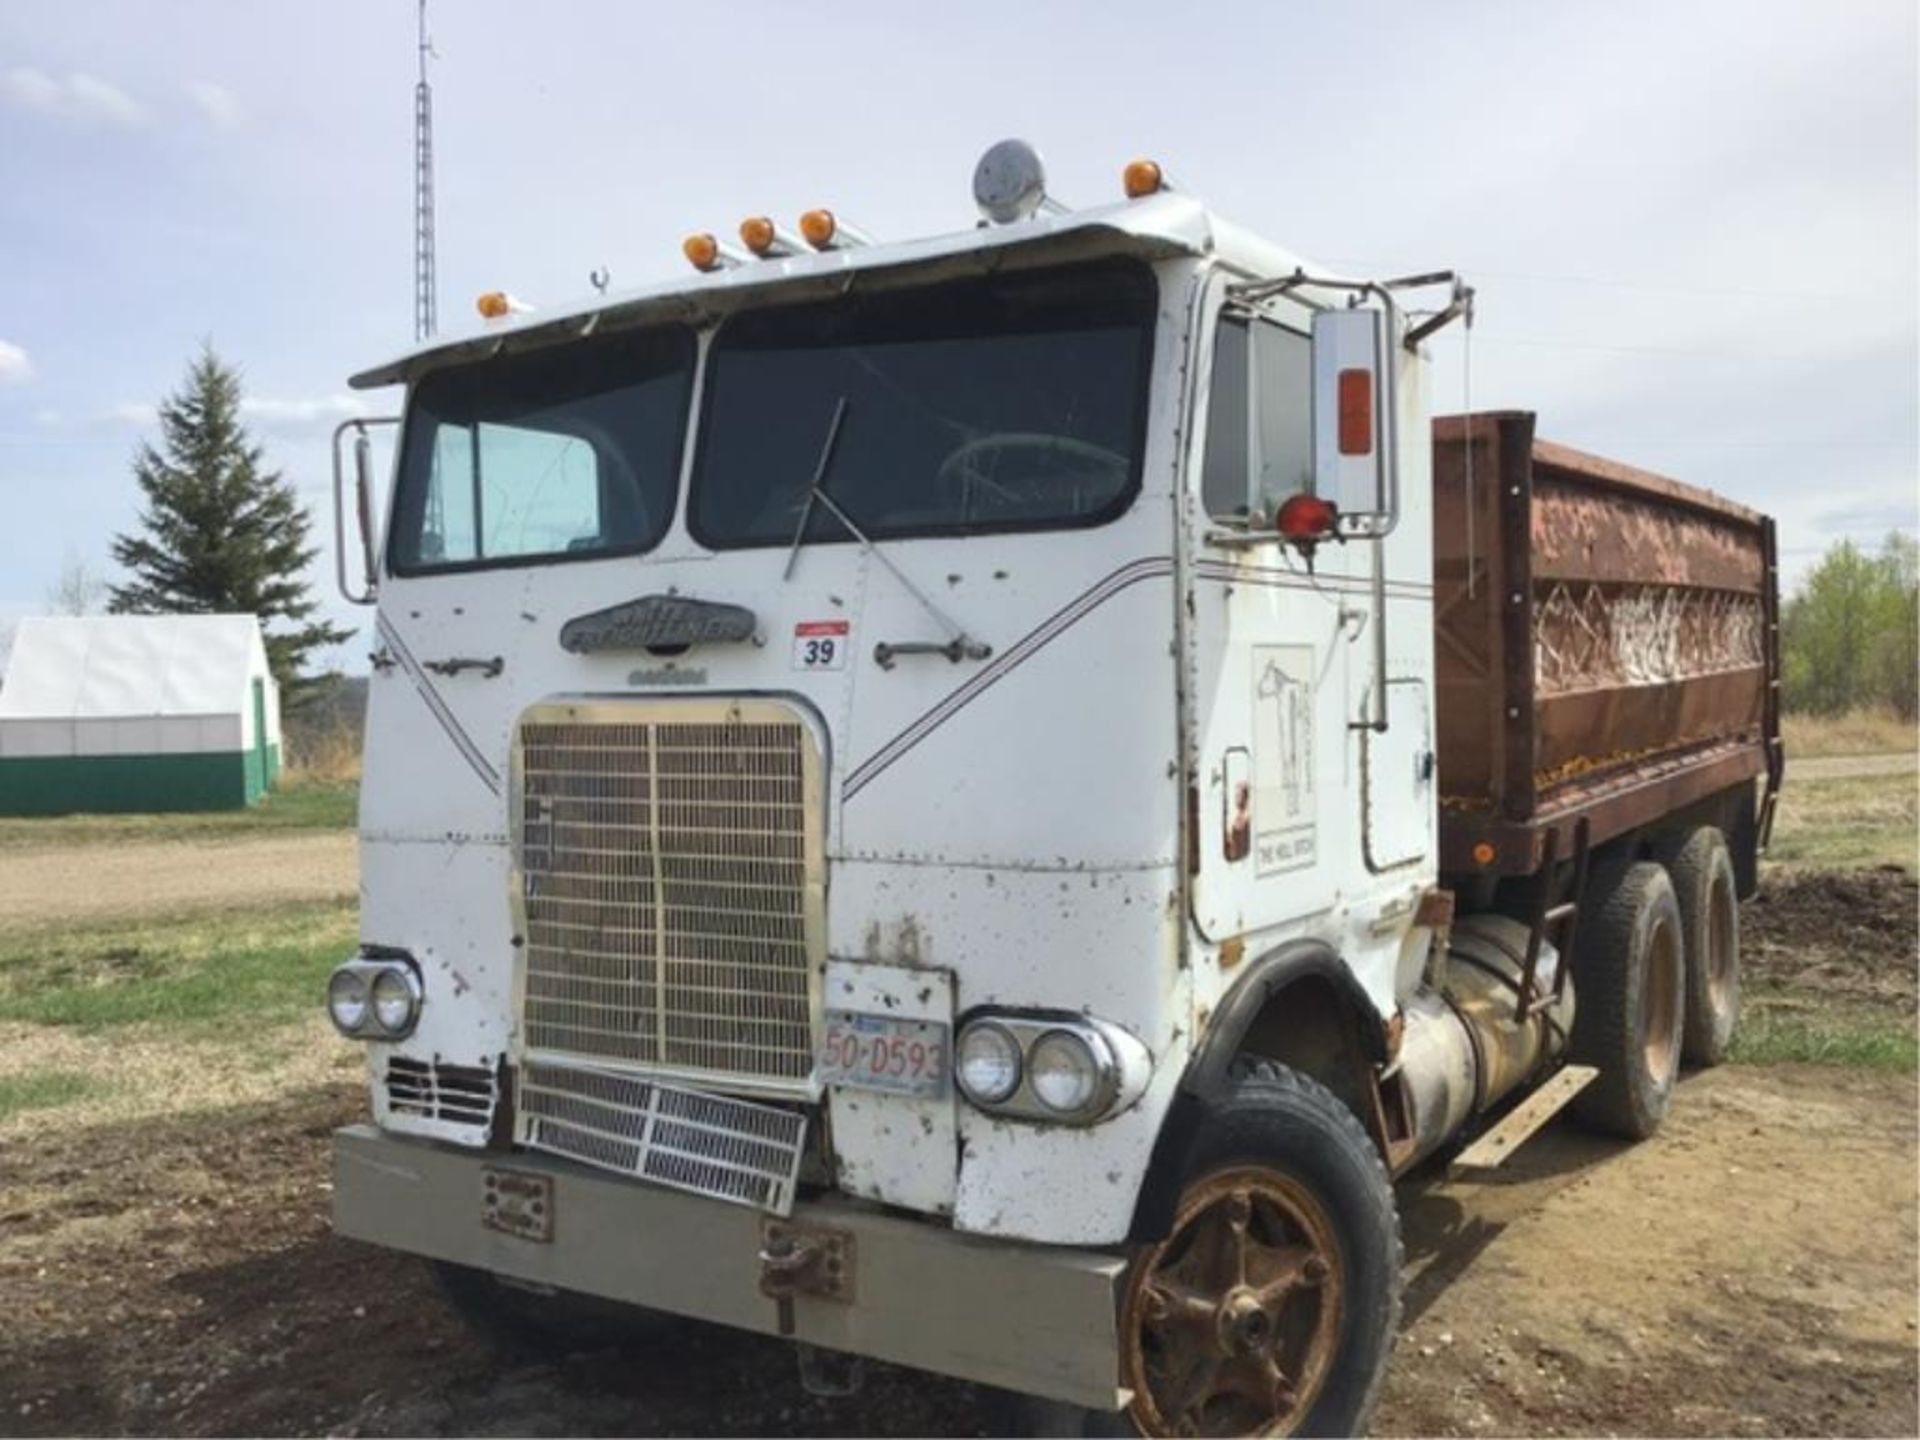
955,1021,1023,1105
371,966,420,1037
1028,1029,1106,1117
327,967,370,1036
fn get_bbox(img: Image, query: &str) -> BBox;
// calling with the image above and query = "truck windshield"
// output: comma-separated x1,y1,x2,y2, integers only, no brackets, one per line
387,327,695,575
689,258,1156,549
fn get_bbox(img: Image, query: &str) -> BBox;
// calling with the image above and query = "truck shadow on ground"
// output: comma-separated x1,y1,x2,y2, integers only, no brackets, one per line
1394,1118,1626,1330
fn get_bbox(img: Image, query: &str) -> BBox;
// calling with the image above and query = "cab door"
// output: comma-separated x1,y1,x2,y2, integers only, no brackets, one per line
1187,292,1371,943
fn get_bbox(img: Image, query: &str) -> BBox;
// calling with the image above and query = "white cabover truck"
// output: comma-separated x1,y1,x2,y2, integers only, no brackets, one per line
326,141,1779,1437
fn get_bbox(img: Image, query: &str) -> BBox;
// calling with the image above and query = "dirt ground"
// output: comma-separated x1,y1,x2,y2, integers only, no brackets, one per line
0,876,1913,1438
0,834,356,926
0,1064,1910,1440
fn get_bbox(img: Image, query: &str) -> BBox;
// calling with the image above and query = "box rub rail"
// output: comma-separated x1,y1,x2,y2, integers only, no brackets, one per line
511,697,827,1098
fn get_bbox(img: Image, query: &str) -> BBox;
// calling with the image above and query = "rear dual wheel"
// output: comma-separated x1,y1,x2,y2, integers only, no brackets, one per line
1569,860,1686,1138
1662,826,1742,1067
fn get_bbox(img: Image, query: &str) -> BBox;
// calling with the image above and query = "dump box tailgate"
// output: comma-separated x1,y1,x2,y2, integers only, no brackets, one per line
1433,411,1780,876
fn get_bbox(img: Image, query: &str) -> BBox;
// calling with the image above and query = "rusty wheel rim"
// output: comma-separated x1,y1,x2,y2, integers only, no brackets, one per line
1642,912,1681,1086
1121,1168,1344,1438
1705,869,1736,1012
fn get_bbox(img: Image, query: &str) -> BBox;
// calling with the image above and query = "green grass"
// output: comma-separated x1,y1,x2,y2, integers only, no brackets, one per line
0,1068,103,1121
0,899,357,1032
1730,993,1918,1071
1766,771,1918,871
0,777,357,851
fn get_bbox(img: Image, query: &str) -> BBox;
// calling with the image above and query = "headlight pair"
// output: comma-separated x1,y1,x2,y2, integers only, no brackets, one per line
327,958,423,1040
954,1015,1122,1124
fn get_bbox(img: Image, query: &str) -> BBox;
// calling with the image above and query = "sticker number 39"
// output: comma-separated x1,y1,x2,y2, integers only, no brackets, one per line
792,620,850,671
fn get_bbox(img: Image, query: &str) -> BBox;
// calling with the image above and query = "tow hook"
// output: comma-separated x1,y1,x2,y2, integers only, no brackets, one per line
758,1218,856,1335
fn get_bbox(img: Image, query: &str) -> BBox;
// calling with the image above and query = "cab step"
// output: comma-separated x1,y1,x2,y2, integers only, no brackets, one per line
1450,1064,1599,1174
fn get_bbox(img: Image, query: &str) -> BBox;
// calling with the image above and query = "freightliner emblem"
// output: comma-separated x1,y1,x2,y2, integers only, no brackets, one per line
559,595,757,655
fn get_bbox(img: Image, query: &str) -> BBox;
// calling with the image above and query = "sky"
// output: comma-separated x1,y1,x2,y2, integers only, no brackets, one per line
1,0,1914,673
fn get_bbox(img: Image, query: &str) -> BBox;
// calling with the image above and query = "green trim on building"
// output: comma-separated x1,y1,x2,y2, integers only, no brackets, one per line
0,750,270,816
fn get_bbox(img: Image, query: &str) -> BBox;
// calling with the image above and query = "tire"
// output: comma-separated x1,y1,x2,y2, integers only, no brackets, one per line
1567,860,1687,1138
431,1259,677,1357
1024,1062,1401,1437
1660,826,1741,1067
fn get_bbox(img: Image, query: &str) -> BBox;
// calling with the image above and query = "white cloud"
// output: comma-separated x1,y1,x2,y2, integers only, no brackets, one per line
2,68,147,127
240,394,367,429
0,340,33,384
102,393,367,433
184,80,240,128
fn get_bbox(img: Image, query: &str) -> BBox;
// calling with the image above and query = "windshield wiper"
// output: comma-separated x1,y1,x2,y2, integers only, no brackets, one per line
781,395,990,667
782,396,850,582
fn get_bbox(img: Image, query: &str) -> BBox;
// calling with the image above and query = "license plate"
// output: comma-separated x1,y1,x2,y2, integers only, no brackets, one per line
819,1011,949,1098
482,1166,553,1242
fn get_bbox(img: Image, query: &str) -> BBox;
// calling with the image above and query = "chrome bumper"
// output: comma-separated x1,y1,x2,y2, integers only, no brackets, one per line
332,1125,1127,1409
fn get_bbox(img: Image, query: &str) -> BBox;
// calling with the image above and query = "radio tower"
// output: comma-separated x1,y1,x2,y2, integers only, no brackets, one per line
412,0,437,342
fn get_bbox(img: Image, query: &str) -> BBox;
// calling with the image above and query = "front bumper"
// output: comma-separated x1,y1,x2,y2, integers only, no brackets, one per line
333,1125,1128,1409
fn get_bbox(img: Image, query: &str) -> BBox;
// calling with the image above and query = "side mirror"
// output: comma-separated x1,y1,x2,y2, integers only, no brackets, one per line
1311,308,1389,524
332,417,397,605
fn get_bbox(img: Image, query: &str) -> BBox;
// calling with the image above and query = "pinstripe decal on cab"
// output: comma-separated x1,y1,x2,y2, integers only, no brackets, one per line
375,615,502,795
839,553,1432,803
842,557,1174,801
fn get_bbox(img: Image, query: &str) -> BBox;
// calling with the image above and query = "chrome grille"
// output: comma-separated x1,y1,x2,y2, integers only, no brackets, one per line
514,700,823,1094
518,1060,807,1214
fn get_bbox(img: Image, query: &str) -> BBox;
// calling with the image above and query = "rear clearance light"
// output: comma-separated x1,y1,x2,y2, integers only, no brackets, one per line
1276,493,1340,541
1337,368,1375,455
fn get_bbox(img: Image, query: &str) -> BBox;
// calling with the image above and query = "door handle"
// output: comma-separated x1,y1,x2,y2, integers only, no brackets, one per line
423,655,504,678
872,638,992,671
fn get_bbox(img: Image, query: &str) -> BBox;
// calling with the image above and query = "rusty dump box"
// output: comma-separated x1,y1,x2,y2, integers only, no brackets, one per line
1432,411,1781,879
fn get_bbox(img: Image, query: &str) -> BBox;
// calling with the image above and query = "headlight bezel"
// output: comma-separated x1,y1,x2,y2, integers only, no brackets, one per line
326,956,423,1040
952,1012,1124,1126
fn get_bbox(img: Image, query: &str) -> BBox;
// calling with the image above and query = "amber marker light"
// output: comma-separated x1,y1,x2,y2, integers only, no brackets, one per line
1472,841,1497,867
475,291,511,319
799,209,837,250
740,216,777,255
683,232,723,271
1122,158,1165,198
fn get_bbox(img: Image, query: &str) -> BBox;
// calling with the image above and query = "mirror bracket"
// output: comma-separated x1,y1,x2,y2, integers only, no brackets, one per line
331,417,400,606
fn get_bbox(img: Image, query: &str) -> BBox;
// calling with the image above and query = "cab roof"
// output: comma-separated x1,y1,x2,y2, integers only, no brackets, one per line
348,193,1331,391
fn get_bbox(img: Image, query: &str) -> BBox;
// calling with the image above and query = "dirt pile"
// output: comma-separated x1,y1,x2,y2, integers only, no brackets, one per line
1745,865,1918,1009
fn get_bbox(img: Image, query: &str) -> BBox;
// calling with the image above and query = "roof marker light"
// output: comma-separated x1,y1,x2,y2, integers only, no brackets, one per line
739,216,804,258
683,232,745,272
1122,158,1166,199
475,291,530,320
797,209,873,251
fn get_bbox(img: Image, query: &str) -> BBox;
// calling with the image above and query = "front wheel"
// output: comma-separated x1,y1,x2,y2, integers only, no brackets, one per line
1029,1062,1401,1437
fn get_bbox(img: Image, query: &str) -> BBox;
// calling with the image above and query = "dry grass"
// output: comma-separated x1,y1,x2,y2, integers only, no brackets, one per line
1782,707,1917,759
1768,767,1918,871
284,710,363,783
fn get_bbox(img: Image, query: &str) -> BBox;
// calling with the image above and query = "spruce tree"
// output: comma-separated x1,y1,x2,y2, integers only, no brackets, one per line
109,346,351,705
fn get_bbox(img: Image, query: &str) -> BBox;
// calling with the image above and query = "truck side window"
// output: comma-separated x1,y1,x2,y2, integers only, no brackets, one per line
1201,314,1313,522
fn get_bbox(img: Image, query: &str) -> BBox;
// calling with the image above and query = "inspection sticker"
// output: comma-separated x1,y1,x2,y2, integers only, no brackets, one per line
792,619,850,671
